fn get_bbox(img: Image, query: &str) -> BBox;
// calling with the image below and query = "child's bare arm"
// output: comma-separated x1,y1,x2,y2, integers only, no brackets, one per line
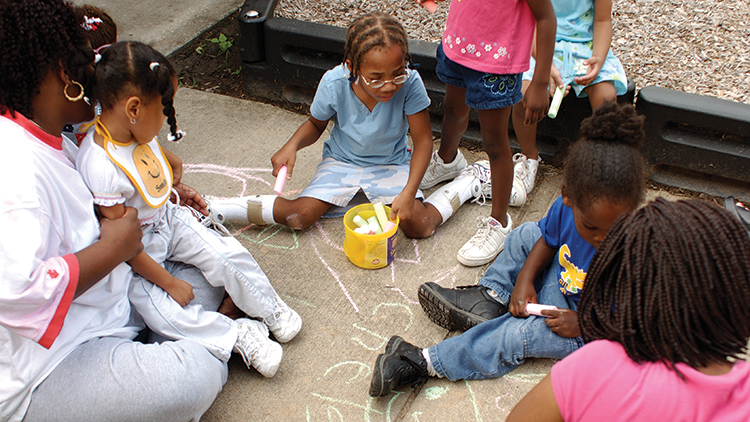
391,109,432,221
575,0,613,86
271,116,329,181
523,0,557,125
509,237,556,317
98,204,195,306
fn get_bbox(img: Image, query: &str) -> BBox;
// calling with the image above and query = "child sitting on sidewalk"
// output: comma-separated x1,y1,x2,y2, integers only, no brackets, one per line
76,41,301,377
369,101,646,396
508,198,750,421
206,12,492,240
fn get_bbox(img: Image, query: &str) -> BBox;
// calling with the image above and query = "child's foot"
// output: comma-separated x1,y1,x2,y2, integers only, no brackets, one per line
265,294,302,343
457,214,512,267
218,295,244,319
369,336,429,397
418,282,508,331
233,318,283,378
509,154,540,207
419,150,468,190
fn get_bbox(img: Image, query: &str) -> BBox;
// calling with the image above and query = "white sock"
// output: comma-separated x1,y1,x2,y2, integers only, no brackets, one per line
425,176,479,224
422,348,440,378
209,196,253,221
259,195,277,224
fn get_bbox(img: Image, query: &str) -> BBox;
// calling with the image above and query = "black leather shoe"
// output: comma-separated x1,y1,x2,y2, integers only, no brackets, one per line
418,282,507,331
369,336,428,397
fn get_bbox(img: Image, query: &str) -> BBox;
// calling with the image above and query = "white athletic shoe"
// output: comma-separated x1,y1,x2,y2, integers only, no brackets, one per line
467,160,492,205
420,150,468,190
234,318,283,377
457,214,512,267
510,154,529,207
265,294,302,343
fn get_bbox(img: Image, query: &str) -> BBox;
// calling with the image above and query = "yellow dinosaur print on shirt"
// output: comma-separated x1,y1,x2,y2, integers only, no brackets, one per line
558,244,586,295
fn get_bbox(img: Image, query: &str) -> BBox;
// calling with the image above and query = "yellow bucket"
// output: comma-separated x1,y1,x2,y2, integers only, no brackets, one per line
343,203,399,269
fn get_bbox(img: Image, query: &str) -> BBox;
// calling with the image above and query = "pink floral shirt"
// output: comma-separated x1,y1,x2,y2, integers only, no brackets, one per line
442,0,536,75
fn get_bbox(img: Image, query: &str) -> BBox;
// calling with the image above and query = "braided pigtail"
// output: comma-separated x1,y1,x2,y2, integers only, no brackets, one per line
580,198,750,375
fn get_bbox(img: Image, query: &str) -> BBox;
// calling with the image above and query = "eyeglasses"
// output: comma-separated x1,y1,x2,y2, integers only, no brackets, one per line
359,69,411,89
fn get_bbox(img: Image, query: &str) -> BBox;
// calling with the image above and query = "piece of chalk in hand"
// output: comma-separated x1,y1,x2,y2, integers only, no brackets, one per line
274,165,287,195
526,303,558,317
547,86,565,119
421,0,438,13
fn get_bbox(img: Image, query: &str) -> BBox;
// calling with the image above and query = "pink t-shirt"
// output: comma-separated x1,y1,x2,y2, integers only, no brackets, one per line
442,0,536,75
551,339,750,421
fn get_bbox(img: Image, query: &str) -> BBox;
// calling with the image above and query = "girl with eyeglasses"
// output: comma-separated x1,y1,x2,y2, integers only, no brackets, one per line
209,12,488,238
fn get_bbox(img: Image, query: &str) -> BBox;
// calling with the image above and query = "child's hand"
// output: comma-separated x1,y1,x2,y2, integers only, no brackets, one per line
390,192,414,222
548,65,571,98
543,308,581,338
509,279,538,317
173,182,209,216
573,57,604,87
165,277,195,307
271,146,297,181
99,206,143,262
521,81,550,125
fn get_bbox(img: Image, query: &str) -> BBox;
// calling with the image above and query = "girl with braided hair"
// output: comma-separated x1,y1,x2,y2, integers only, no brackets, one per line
508,198,750,421
76,41,302,378
208,12,480,238
370,100,646,397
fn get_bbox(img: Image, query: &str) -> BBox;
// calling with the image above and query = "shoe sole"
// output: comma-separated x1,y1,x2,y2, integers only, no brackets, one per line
456,244,504,267
369,336,404,397
418,284,488,331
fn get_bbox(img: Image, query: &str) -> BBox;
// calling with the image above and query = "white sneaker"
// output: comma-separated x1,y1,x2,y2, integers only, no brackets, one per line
234,318,283,377
457,214,512,267
420,150,468,190
199,201,232,236
467,160,492,205
265,294,302,343
510,154,529,207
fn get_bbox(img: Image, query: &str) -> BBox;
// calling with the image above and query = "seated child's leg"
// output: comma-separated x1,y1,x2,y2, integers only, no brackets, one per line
168,205,302,343
271,196,331,229
419,222,541,330
584,81,617,110
398,198,445,238
428,305,581,381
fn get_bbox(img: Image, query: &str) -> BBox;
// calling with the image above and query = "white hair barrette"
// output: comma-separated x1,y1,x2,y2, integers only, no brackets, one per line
80,15,103,32
167,130,186,143
149,62,160,71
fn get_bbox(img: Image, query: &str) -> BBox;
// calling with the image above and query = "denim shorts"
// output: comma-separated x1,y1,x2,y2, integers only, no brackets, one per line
436,43,523,110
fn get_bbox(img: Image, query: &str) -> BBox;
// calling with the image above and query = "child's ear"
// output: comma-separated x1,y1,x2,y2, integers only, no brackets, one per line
124,96,142,122
561,183,572,208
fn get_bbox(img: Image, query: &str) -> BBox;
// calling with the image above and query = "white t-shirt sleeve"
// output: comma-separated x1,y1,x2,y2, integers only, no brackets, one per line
76,134,131,207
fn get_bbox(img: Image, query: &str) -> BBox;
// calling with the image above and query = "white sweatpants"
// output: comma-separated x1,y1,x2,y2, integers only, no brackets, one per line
129,201,279,361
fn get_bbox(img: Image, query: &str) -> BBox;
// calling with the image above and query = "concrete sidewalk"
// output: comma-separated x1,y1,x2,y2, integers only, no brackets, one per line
82,1,681,420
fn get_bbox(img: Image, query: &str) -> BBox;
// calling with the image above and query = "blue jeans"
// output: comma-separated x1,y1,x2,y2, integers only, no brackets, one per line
428,222,583,381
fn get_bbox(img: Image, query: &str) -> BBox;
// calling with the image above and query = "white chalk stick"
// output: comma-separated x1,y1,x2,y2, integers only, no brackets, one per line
367,216,382,234
547,86,565,119
526,303,558,317
274,165,287,195
353,215,369,228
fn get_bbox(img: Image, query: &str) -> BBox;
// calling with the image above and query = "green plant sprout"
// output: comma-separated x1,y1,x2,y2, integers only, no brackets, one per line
211,33,233,63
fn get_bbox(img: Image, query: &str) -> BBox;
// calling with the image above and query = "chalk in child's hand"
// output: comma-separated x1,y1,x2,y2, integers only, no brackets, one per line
367,216,382,234
526,303,558,317
421,0,438,13
372,202,390,232
353,215,369,228
274,165,287,195
547,86,565,119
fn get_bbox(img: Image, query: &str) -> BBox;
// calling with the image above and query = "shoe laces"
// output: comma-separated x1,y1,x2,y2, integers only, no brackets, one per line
199,202,232,236
423,151,444,180
235,321,264,359
469,217,497,246
513,154,529,182
466,162,492,205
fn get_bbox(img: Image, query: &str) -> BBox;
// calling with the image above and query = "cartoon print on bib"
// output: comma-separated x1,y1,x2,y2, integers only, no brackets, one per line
133,143,168,198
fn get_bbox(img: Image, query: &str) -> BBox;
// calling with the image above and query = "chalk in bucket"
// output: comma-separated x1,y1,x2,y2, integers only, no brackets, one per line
343,203,399,269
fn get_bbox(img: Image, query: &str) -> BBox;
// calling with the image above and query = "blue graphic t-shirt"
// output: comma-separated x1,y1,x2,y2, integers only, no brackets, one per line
537,196,596,304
